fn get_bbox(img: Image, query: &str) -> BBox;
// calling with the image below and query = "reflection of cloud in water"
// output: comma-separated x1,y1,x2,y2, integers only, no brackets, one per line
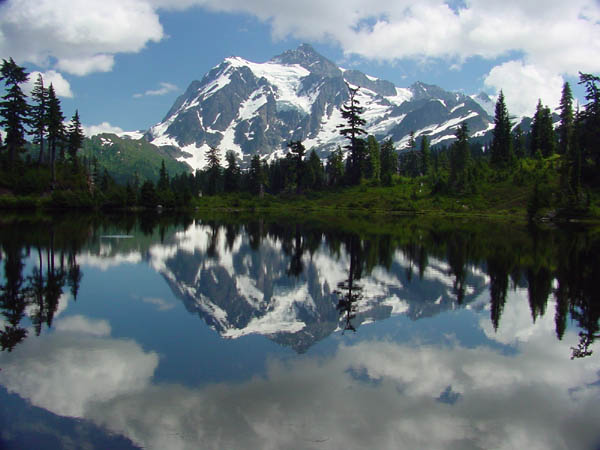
78,251,142,271
1,307,599,450
55,315,111,336
0,316,158,418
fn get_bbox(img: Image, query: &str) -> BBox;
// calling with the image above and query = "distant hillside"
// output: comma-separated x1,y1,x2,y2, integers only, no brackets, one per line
82,133,191,184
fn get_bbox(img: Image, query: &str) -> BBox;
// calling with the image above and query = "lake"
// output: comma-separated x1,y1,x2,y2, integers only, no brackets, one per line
1,212,599,450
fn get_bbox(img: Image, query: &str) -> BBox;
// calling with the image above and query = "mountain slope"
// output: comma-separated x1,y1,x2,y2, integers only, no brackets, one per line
147,44,494,170
82,133,191,184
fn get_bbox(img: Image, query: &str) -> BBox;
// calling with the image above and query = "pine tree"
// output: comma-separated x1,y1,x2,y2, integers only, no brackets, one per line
449,122,470,191
490,90,513,168
46,84,65,185
306,149,325,190
157,159,170,192
380,138,397,186
30,73,48,166
420,134,430,176
0,58,30,167
249,154,265,197
578,72,600,173
67,110,84,169
338,82,367,184
513,124,526,159
401,131,420,177
223,150,240,193
287,140,306,194
366,135,380,183
326,146,344,187
539,105,556,158
530,99,543,157
558,82,574,156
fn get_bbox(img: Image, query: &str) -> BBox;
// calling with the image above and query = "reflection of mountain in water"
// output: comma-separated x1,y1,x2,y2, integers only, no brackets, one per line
148,223,488,352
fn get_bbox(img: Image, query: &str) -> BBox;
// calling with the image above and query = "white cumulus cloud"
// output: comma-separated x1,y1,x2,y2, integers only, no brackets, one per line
484,61,565,118
82,122,125,137
23,70,74,98
0,0,163,76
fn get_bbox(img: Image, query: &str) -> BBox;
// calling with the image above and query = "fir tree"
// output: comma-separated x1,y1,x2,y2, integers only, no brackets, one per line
490,90,513,168
380,138,397,186
30,73,48,166
325,146,344,187
0,58,30,167
249,154,265,197
157,159,170,192
420,134,430,176
306,149,325,190
449,122,470,191
513,124,526,159
558,82,574,156
223,150,240,193
67,110,85,169
287,140,306,194
366,135,380,183
46,84,65,185
578,72,600,173
338,82,367,184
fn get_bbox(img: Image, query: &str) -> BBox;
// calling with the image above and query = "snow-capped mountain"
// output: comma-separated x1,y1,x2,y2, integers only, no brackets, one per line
147,44,494,170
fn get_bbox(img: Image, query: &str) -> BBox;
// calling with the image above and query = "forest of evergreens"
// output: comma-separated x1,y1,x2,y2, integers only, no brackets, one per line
1,57,599,220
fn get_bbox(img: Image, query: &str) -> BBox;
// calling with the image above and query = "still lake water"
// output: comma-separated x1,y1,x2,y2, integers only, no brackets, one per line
0,213,599,450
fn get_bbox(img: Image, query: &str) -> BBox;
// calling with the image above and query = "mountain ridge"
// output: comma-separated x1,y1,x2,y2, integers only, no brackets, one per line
132,44,496,170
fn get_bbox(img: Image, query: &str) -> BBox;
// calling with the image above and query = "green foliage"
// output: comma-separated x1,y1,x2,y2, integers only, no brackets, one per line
81,133,190,185
0,58,30,167
491,90,513,168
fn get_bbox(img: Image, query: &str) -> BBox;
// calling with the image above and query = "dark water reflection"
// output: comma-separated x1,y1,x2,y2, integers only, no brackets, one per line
0,213,599,449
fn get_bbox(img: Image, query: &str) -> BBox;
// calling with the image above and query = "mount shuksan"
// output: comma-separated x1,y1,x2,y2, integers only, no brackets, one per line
145,44,494,170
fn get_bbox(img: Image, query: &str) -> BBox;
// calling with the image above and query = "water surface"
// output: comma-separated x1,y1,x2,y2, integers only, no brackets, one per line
1,213,599,449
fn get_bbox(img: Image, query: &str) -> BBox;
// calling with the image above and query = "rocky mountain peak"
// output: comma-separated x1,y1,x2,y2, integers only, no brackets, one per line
271,43,342,78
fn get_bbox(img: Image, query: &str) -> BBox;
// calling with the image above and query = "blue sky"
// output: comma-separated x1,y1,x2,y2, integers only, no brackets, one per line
1,0,598,135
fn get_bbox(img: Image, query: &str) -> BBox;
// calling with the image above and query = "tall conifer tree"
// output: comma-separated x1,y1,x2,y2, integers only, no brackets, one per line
490,90,513,168
338,83,367,184
30,74,48,165
0,58,30,167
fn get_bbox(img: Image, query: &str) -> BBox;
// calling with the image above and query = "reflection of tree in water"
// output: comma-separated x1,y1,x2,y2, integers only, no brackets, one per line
0,224,83,352
334,236,364,333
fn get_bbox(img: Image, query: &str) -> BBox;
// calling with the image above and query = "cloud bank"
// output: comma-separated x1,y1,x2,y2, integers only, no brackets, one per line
2,0,598,115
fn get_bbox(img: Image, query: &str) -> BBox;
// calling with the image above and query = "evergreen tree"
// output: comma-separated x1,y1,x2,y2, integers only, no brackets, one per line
140,180,158,208
366,135,380,183
558,82,574,156
578,72,600,174
30,73,48,166
420,134,430,176
67,110,85,169
530,99,543,157
449,122,470,191
530,100,556,158
223,150,240,193
325,146,344,187
401,131,420,177
287,140,306,194
380,138,397,186
157,159,170,192
539,105,556,157
0,58,30,167
490,90,513,168
46,84,65,185
306,149,325,190
513,124,526,159
204,147,222,195
338,83,367,184
249,154,265,197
